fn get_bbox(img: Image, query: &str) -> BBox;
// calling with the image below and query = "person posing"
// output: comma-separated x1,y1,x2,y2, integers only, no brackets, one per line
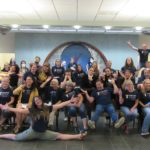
20,60,28,75
9,64,20,90
119,80,139,134
52,59,65,83
38,62,52,87
0,77,14,130
67,57,77,74
0,96,86,141
83,79,125,129
23,63,39,86
121,57,136,75
13,75,39,133
62,81,88,133
60,69,76,89
127,41,150,68
138,79,150,136
73,64,87,89
40,79,63,128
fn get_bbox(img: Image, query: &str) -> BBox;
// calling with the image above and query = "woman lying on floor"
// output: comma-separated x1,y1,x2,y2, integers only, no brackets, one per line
0,96,86,141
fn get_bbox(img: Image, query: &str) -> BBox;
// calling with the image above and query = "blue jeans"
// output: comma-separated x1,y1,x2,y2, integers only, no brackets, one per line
91,104,118,123
68,103,87,119
121,106,138,123
142,107,150,133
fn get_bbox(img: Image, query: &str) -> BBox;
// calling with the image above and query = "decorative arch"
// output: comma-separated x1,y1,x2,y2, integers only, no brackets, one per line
44,41,107,72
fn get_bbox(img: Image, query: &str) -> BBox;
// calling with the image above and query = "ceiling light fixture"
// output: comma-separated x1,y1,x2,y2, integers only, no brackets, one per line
105,26,112,30
11,24,19,28
43,25,49,29
135,26,143,31
73,25,81,30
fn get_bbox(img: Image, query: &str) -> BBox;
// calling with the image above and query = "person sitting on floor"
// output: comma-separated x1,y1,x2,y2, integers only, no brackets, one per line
0,96,86,141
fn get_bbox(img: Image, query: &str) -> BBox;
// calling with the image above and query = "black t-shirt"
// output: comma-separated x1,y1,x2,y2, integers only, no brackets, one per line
62,88,81,102
122,90,138,108
0,87,13,105
91,88,113,105
52,66,65,78
68,63,77,71
138,90,150,105
73,71,87,88
29,106,53,132
21,87,32,104
9,73,19,88
44,87,63,104
121,66,136,75
138,49,150,63
23,71,38,83
84,74,97,89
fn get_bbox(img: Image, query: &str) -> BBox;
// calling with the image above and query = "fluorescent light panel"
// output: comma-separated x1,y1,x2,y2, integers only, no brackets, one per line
11,24,19,28
73,25,81,29
43,25,49,29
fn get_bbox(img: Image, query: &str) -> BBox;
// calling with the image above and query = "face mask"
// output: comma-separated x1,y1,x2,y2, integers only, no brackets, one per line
21,63,26,68
35,61,39,65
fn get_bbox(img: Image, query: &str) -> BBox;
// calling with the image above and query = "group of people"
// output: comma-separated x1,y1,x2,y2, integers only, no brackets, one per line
0,41,150,142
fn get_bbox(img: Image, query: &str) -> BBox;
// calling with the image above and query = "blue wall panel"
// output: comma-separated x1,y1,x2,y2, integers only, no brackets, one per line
15,33,139,70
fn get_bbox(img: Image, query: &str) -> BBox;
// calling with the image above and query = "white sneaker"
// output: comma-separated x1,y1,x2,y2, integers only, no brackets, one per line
141,132,150,136
114,117,125,128
64,117,68,122
88,120,96,129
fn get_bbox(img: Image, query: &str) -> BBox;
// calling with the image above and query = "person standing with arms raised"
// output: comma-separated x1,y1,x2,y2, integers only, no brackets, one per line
127,41,150,68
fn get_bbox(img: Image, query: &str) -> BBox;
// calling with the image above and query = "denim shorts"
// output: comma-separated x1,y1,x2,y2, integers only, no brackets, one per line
15,127,59,141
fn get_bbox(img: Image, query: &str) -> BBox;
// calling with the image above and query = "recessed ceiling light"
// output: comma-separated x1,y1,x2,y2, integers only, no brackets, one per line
105,26,112,30
135,26,143,30
43,25,49,29
73,25,81,29
11,24,19,28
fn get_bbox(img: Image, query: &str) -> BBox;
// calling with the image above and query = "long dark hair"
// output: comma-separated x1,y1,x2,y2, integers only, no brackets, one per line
125,57,135,67
30,96,49,121
25,75,37,90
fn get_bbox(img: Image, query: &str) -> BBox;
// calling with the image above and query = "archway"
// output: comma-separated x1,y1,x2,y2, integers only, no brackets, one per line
44,41,107,72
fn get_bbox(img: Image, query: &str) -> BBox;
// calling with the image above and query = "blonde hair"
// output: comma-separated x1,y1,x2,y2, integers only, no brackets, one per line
65,80,74,87
122,80,134,90
50,79,59,86
142,79,150,93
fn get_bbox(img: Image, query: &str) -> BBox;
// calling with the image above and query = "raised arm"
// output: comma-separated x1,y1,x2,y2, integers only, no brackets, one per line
52,97,78,111
127,40,138,51
81,89,94,103
110,79,119,94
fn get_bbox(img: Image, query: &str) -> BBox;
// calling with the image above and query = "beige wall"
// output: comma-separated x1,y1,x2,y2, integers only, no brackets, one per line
139,34,150,47
0,33,15,68
0,33,15,53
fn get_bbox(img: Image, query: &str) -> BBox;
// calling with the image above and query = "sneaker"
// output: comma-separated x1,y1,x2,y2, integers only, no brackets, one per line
141,132,150,136
80,128,88,134
13,126,20,134
88,120,96,129
64,117,68,122
79,132,87,140
114,117,125,128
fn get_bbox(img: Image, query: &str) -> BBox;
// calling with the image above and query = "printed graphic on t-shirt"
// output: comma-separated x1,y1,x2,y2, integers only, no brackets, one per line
0,91,10,97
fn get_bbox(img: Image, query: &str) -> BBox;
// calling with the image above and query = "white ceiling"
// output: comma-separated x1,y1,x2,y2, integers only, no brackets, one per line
0,0,150,27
